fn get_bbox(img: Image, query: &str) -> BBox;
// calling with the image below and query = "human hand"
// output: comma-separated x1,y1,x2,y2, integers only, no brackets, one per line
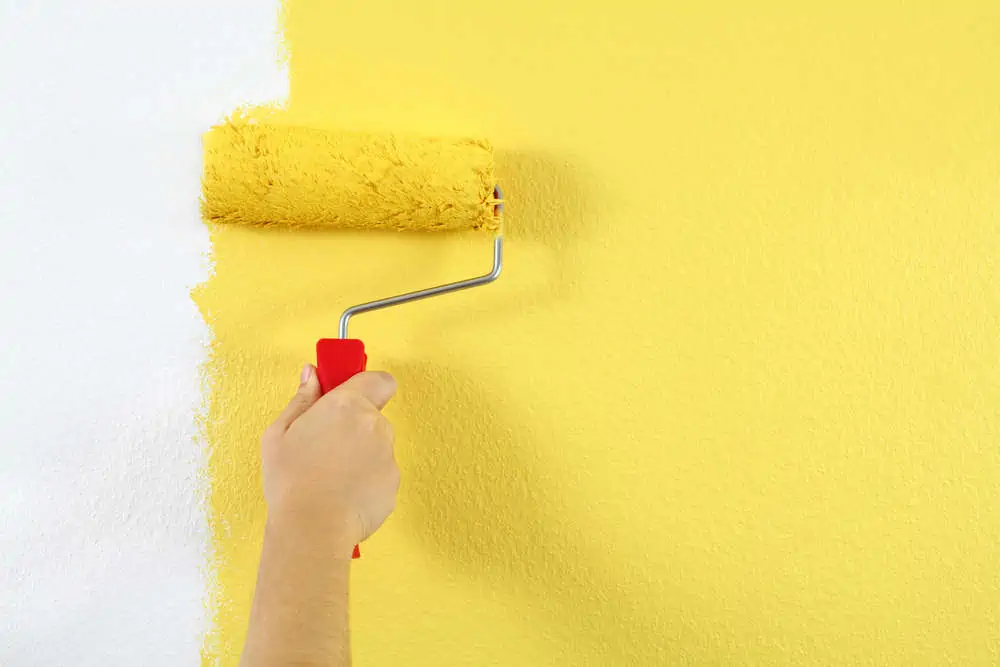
260,364,400,556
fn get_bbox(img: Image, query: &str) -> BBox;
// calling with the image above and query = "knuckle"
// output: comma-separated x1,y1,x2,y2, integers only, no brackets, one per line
353,408,381,434
323,390,367,418
324,390,356,411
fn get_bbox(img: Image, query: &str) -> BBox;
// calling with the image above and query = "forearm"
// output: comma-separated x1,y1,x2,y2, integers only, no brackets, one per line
242,367,398,665
240,516,353,667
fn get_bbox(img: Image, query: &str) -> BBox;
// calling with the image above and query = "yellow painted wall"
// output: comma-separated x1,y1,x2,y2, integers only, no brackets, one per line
198,2,1000,664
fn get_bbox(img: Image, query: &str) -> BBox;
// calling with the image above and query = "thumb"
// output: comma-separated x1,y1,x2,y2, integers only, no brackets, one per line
272,364,322,432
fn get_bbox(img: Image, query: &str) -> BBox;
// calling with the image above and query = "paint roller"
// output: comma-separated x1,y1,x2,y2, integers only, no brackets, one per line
201,117,504,558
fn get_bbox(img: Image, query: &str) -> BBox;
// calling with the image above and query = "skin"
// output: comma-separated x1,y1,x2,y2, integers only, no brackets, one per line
240,364,400,667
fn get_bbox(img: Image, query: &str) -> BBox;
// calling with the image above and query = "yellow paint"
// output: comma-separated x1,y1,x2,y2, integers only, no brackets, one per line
201,112,500,232
197,2,1000,664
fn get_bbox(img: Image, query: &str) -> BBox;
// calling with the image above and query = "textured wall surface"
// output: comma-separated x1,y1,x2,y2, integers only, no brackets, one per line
0,1,283,664
197,1,1000,665
7,1,996,665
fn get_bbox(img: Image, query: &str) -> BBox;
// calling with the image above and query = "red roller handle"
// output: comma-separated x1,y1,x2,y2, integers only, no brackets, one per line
316,338,368,560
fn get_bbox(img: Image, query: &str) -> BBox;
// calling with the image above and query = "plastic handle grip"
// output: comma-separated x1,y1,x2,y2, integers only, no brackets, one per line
316,338,368,560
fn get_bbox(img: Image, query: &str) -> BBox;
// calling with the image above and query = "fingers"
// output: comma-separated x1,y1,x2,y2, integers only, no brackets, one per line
271,364,323,432
332,371,397,411
270,367,395,439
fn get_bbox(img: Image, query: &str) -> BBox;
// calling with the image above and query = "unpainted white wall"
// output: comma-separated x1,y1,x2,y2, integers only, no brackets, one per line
0,2,284,664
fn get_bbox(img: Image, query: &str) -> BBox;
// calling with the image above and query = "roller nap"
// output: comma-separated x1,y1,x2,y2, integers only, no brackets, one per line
201,117,500,232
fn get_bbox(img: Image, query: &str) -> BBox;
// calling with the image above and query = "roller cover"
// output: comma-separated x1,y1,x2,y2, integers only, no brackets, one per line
201,116,500,232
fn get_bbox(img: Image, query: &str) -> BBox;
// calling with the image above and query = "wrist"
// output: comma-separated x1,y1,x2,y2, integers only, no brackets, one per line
264,505,359,560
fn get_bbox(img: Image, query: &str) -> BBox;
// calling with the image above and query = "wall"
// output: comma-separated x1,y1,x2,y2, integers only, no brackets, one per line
198,1,1000,665
0,2,284,664
3,2,998,665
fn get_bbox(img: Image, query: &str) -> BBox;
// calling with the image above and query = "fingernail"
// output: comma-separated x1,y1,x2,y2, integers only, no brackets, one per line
300,364,312,385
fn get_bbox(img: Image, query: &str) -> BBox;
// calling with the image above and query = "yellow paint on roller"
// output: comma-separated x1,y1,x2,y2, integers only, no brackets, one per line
197,2,1000,664
202,111,499,232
